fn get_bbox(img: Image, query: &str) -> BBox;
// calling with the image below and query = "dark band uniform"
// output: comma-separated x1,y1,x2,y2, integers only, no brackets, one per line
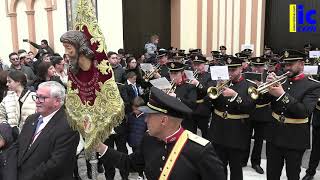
190,54,214,138
265,50,320,180
157,50,170,81
245,57,274,169
167,61,197,133
304,99,320,179
208,56,256,180
99,87,226,180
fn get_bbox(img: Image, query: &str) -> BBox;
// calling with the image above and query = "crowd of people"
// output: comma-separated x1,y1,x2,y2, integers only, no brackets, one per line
0,33,319,180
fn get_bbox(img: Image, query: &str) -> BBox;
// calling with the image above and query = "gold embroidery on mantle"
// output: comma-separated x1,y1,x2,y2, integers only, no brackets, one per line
65,0,125,153
66,77,124,152
97,60,112,75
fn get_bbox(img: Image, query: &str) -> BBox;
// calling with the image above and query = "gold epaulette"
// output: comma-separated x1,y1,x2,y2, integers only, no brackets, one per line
188,132,209,146
308,76,320,83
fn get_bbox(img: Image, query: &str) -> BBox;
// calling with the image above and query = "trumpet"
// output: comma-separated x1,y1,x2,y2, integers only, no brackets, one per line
165,80,176,94
248,71,290,100
186,69,199,83
143,63,160,82
207,80,231,99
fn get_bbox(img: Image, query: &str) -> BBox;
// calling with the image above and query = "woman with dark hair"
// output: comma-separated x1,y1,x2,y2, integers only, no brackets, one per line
33,61,64,90
0,70,36,133
0,71,8,102
125,56,144,86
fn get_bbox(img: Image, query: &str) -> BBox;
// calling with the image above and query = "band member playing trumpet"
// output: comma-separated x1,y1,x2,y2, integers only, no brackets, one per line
208,56,256,180
243,57,273,174
189,54,214,138
167,61,197,133
264,50,320,180
157,49,170,80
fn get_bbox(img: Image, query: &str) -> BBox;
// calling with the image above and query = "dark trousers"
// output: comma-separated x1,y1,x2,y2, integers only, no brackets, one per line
243,121,267,166
132,146,144,177
306,127,320,176
266,142,305,180
195,115,210,139
103,133,129,180
214,143,244,180
74,154,80,178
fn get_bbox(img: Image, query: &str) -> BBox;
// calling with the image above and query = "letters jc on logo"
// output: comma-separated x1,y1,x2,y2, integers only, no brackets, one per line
289,4,317,32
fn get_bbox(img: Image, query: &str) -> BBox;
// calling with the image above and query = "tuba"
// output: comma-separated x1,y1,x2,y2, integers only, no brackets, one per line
248,71,290,100
207,80,231,99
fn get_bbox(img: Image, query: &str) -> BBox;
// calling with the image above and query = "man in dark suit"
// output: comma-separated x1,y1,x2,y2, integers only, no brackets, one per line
17,81,79,180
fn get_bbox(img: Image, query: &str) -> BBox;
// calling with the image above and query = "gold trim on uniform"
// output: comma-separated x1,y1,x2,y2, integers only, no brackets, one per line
256,103,271,108
272,112,308,124
147,102,168,113
196,99,204,103
214,109,249,119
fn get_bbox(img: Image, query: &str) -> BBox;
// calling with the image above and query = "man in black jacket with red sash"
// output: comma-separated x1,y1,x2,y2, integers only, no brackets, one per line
96,87,226,180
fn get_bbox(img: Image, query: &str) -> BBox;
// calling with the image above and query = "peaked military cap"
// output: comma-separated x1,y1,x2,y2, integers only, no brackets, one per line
138,87,192,119
190,54,206,63
167,61,185,72
250,57,268,66
225,56,243,67
157,49,168,58
189,49,202,54
281,49,306,62
219,46,227,50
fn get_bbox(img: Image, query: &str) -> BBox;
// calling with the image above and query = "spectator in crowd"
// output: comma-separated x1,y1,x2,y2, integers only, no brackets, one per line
24,39,54,57
33,52,51,76
0,70,36,138
0,58,9,71
33,61,64,90
127,96,147,179
19,52,34,71
124,71,142,114
118,48,127,67
51,56,67,86
8,52,36,85
0,122,17,180
16,81,79,180
137,53,146,64
125,56,144,86
0,71,8,102
144,34,159,64
108,51,126,83
28,51,37,62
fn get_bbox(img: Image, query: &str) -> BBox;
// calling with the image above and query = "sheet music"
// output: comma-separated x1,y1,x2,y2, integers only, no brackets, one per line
304,65,318,75
140,63,154,72
149,77,172,90
184,70,194,80
210,66,230,80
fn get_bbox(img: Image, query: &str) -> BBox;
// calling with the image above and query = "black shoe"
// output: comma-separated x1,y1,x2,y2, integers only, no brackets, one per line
302,174,314,180
74,175,82,180
252,165,264,174
241,163,247,167
87,170,92,179
97,163,104,173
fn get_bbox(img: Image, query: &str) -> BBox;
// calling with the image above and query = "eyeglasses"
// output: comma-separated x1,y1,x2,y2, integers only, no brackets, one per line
32,95,50,103
10,58,19,61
